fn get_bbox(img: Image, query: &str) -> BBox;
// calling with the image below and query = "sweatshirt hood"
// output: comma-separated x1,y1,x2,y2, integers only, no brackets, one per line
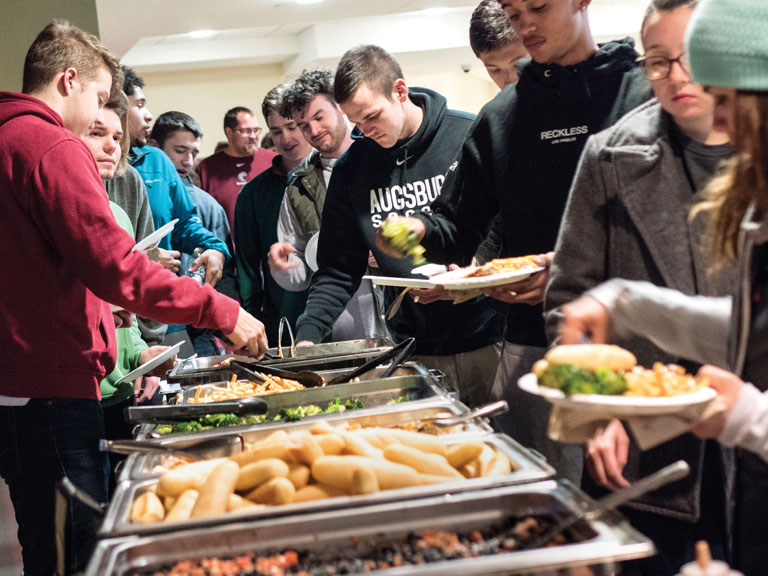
0,92,63,130
350,86,447,161
523,37,640,87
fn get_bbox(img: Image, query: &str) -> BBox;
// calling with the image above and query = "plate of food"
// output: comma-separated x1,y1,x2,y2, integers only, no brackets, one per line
429,256,544,291
518,344,715,416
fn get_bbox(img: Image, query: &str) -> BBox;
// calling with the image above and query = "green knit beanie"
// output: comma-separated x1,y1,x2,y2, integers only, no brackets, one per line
686,0,768,90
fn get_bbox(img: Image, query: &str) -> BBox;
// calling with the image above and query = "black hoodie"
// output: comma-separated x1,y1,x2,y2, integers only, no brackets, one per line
417,39,652,347
295,88,503,355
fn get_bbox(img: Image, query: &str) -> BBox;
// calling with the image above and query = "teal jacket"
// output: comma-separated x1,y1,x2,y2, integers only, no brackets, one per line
131,145,230,258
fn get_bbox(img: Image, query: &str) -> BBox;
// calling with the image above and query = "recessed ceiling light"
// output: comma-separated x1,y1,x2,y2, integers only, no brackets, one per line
188,29,216,39
420,7,449,16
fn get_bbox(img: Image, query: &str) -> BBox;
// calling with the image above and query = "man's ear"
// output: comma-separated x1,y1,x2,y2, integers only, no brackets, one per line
393,79,408,103
59,67,79,96
147,138,159,148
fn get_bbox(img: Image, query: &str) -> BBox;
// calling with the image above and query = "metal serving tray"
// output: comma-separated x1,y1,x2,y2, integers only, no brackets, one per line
101,433,555,539
89,480,654,576
131,364,446,440
122,399,493,480
169,338,395,381
169,360,424,389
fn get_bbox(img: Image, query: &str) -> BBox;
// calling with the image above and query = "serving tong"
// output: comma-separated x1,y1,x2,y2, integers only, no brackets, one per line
99,434,245,461
325,337,416,386
277,316,296,359
522,460,690,550
430,400,508,428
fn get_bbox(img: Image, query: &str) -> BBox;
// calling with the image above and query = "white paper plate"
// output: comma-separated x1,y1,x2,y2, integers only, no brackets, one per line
429,266,544,291
305,232,319,272
517,372,716,416
363,275,435,289
113,341,184,386
133,219,179,252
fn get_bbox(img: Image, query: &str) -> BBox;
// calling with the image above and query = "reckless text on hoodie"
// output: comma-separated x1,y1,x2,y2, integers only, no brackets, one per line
416,39,651,347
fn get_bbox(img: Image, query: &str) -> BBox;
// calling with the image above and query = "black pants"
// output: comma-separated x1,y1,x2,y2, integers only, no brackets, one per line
0,399,106,576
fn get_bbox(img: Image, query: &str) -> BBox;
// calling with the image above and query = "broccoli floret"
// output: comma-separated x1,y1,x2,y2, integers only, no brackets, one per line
169,420,204,434
156,424,174,435
538,364,628,396
538,364,580,390
325,397,344,410
202,413,242,428
387,395,410,405
303,404,323,417
594,368,629,395
561,370,599,396
343,397,364,410
278,407,306,422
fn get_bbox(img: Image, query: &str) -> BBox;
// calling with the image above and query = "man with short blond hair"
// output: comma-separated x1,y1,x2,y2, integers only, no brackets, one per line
196,105,276,236
0,21,267,575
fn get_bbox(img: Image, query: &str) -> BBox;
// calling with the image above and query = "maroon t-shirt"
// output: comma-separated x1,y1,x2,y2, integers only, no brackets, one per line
196,148,276,238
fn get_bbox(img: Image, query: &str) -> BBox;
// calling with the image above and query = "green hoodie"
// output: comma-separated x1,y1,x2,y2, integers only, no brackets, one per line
100,201,149,407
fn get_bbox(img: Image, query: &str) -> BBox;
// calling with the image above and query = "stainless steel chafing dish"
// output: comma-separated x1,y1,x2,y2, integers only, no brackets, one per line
101,433,554,539
168,338,395,383
89,480,653,575
121,398,493,481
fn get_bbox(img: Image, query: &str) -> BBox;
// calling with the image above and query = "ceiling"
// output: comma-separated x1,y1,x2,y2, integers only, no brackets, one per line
96,0,648,77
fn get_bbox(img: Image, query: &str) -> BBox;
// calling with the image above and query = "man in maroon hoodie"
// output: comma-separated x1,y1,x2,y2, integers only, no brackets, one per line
0,21,267,575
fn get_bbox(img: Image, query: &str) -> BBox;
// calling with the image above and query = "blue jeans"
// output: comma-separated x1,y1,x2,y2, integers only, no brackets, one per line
0,399,107,576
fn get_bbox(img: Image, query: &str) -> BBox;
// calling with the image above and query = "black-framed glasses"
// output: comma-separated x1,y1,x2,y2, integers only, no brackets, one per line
233,127,262,136
636,52,691,80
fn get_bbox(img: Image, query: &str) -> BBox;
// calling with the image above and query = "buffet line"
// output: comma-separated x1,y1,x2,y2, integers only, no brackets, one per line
83,337,656,576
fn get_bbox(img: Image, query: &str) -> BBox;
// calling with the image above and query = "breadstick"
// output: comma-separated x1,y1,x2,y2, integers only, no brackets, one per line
383,444,463,478
446,442,485,469
235,458,289,492
164,489,198,522
245,476,295,505
190,460,239,518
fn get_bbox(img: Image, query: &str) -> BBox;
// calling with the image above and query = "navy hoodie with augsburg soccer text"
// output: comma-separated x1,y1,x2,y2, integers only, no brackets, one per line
417,38,652,347
295,88,503,355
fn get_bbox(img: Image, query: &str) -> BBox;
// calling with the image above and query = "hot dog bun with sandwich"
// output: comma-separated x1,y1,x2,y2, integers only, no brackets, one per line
532,345,636,397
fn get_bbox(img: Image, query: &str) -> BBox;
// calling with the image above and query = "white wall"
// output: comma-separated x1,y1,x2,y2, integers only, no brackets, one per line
141,62,498,158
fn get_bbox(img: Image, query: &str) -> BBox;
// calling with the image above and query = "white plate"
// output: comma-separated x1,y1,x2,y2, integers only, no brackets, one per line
429,266,544,291
410,263,447,276
133,219,179,252
517,372,716,416
305,232,319,272
113,341,184,386
363,275,435,289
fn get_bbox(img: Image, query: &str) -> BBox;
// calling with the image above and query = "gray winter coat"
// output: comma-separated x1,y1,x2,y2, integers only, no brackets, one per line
545,100,734,522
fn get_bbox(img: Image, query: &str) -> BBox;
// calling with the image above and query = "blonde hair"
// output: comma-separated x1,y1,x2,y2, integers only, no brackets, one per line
699,91,768,260
23,20,122,101
105,91,130,178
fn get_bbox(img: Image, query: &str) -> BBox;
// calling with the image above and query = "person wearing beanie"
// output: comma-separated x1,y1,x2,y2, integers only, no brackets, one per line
551,0,768,573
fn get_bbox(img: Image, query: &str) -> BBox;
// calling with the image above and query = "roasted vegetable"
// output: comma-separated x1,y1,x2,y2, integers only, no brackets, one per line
381,219,426,265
